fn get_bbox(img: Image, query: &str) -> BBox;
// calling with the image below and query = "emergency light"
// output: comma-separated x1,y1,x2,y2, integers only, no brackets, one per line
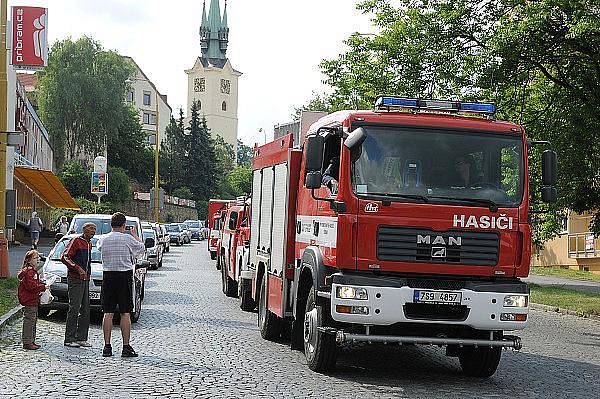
375,96,496,115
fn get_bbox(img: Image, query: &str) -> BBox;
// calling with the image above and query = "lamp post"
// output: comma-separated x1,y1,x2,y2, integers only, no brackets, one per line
154,92,159,223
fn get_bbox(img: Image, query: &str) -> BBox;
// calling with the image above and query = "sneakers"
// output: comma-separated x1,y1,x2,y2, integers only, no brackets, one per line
64,341,80,348
102,344,113,357
121,345,138,358
76,341,92,348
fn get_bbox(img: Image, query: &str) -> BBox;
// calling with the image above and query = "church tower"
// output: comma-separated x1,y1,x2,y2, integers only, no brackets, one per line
186,0,241,152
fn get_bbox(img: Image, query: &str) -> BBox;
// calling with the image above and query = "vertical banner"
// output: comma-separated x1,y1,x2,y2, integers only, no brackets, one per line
11,6,48,70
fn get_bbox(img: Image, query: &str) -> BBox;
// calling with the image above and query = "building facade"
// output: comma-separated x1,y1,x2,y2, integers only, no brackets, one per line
185,0,241,152
273,111,328,147
124,56,172,146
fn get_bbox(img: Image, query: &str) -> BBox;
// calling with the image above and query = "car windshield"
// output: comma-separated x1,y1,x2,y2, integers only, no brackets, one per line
166,225,180,232
143,231,155,241
186,221,200,228
71,218,111,235
51,237,102,262
351,127,523,207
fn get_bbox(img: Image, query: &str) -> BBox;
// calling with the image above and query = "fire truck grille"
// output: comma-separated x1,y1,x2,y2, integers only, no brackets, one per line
377,226,500,266
406,279,465,291
403,303,470,321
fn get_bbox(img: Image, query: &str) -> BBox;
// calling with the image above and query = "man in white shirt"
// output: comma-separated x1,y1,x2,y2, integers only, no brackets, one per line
97,212,145,358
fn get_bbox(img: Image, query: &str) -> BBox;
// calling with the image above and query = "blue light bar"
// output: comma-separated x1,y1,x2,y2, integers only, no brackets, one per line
375,96,496,115
375,96,418,108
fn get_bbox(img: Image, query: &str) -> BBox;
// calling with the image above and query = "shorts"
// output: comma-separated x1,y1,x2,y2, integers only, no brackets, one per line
31,231,40,241
101,270,134,314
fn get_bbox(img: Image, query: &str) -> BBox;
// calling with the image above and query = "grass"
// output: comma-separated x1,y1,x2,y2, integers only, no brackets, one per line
530,267,600,283
0,278,19,317
529,284,600,316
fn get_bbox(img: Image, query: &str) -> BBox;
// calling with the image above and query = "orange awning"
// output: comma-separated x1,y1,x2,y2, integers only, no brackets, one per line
14,167,80,210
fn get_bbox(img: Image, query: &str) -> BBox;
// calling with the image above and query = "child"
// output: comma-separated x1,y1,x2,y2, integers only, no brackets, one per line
17,250,48,350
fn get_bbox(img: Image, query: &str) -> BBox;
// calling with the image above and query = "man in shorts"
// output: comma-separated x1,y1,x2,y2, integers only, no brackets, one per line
97,212,145,357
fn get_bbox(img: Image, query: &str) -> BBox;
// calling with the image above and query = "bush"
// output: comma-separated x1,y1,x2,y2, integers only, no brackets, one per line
58,162,91,199
106,166,132,204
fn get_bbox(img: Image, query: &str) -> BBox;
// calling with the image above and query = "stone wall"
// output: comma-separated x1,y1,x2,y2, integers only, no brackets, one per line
122,200,197,223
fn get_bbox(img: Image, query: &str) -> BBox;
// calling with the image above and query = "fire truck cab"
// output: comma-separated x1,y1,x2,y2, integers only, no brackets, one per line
207,199,231,261
249,96,557,377
218,197,254,310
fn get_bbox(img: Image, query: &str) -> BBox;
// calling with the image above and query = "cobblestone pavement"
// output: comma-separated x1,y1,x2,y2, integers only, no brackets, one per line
1,242,599,398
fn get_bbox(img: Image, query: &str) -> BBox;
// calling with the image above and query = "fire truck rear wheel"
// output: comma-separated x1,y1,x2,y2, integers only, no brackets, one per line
258,276,282,341
221,258,237,297
303,288,337,373
458,346,502,378
239,279,256,311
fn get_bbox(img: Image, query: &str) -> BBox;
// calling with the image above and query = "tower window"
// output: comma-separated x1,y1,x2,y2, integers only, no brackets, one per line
222,101,227,111
220,79,231,94
198,100,202,110
194,77,206,93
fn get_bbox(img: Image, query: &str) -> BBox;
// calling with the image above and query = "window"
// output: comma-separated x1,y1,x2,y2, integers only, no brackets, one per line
220,79,231,94
198,100,202,110
143,113,156,125
127,90,135,104
143,113,150,124
194,77,206,93
143,91,151,106
222,101,227,111
145,133,156,146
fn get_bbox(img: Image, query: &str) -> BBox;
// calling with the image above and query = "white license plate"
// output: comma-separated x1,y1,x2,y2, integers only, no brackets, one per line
89,292,101,300
414,290,462,305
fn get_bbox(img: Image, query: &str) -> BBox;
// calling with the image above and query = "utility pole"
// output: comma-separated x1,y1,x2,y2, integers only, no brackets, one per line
0,0,8,238
154,92,159,223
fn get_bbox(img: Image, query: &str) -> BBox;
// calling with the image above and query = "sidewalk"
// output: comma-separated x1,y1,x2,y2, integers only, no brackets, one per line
7,237,54,277
524,274,600,295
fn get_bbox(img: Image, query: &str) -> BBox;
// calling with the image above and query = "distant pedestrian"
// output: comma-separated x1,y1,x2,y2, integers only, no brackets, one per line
61,222,96,348
55,216,70,235
97,212,145,358
27,212,44,249
17,250,49,351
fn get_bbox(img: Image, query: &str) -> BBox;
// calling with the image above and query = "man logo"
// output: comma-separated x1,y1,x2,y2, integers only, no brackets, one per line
431,247,447,258
417,235,462,246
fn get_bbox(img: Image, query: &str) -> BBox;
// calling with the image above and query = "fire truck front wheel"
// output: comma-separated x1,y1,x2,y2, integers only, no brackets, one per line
258,276,282,341
303,288,338,373
458,346,502,378
221,258,237,297
239,279,256,311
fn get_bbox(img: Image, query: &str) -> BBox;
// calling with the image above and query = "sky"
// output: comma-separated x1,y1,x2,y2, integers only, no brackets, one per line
10,0,374,146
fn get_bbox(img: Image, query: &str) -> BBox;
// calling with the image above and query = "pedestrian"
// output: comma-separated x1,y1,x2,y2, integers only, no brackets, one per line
61,222,96,348
17,250,49,351
27,211,44,249
55,216,70,235
97,212,145,358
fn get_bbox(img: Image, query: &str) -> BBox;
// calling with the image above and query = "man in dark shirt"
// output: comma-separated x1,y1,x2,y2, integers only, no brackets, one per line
322,156,340,194
61,222,96,348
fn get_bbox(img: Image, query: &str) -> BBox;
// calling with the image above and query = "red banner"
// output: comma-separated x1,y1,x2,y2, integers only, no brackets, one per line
11,6,48,69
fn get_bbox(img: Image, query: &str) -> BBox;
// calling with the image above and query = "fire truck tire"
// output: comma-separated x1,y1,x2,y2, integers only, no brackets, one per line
239,279,256,311
303,288,337,372
221,258,237,297
458,346,502,378
258,276,282,341
210,251,217,260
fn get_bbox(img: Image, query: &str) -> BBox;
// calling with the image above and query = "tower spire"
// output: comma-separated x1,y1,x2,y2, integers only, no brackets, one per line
199,0,228,61
201,1,208,27
222,0,228,29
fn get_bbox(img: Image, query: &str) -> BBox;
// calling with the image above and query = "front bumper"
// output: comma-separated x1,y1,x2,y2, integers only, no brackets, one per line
40,283,103,311
329,273,529,331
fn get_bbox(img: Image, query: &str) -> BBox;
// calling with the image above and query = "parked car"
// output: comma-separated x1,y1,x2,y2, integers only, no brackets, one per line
39,234,152,323
142,229,163,269
179,223,192,244
184,220,202,241
68,214,112,236
159,224,170,253
166,224,185,246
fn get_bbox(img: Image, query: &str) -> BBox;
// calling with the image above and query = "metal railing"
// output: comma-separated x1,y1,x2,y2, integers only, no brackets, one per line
568,232,600,258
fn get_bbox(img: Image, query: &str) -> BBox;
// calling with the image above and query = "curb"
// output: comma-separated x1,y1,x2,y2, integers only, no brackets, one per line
0,305,23,332
531,302,600,322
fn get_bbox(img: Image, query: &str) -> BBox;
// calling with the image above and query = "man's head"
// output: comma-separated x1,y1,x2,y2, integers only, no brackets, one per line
82,222,96,240
61,216,67,222
32,211,37,218
455,156,472,185
111,212,127,232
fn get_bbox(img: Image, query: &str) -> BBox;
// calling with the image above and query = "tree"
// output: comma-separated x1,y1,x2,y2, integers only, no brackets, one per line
318,0,600,239
172,186,193,200
228,166,252,196
105,167,132,205
38,37,136,166
58,162,91,199
160,116,184,194
237,140,253,166
186,101,218,200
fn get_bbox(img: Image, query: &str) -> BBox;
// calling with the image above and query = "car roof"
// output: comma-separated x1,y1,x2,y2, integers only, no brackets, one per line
72,214,111,219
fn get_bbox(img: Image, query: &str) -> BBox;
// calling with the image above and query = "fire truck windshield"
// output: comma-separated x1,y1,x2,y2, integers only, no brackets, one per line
351,127,524,207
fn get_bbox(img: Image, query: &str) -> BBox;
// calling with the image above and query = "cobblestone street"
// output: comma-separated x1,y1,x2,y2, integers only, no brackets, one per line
1,242,599,398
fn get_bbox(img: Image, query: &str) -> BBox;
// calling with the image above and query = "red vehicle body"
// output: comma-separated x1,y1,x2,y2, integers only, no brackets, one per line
218,197,255,310
207,199,232,260
248,97,557,377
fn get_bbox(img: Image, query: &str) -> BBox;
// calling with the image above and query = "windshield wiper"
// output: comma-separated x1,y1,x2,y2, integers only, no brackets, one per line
363,192,430,203
426,196,499,212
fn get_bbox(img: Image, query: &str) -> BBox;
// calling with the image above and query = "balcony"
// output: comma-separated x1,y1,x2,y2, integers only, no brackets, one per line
568,233,600,258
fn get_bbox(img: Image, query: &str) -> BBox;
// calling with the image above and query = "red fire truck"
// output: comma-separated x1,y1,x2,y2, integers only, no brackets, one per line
218,197,255,310
207,199,232,261
249,96,557,377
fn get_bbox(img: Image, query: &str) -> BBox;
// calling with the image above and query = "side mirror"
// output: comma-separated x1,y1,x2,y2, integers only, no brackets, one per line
305,171,322,189
144,237,155,249
305,135,324,172
542,150,557,186
541,186,557,203
344,127,368,150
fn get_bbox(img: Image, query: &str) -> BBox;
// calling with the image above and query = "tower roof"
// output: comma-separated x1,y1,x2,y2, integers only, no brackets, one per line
200,0,229,61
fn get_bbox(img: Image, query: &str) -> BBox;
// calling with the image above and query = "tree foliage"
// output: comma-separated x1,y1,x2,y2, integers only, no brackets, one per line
38,37,137,166
237,139,253,166
187,101,219,201
316,0,600,240
58,162,91,200
105,166,132,205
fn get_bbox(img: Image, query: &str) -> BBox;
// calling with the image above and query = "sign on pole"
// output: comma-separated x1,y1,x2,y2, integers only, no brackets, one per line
91,172,108,200
10,6,48,70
